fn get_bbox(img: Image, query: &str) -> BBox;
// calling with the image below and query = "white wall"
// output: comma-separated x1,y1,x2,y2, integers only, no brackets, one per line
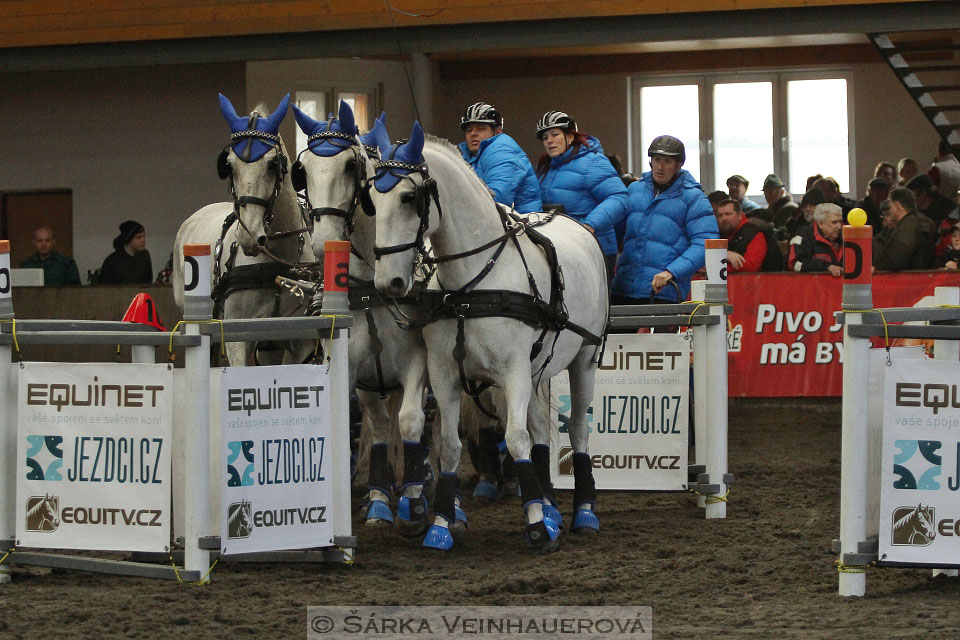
0,64,244,280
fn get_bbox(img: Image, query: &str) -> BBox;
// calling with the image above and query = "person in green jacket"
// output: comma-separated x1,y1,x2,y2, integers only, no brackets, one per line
20,226,81,285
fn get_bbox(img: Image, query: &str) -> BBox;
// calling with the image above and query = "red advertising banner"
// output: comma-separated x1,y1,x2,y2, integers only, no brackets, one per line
725,271,960,397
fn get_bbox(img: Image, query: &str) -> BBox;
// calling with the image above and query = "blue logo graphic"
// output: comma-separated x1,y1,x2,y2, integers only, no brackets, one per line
25,435,63,481
227,440,255,487
893,439,942,490
557,394,593,434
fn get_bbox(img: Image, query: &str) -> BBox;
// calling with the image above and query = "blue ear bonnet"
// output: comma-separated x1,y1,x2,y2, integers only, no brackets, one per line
219,93,289,163
358,112,387,155
292,100,359,158
374,121,425,193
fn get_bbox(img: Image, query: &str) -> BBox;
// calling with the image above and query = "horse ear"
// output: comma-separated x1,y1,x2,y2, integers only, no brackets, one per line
263,93,290,132
338,99,358,135
377,111,387,126
372,118,392,155
292,104,322,136
407,121,425,158
218,93,246,130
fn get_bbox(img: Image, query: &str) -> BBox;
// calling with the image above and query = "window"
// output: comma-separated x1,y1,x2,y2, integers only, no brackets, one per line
631,72,854,197
294,85,380,156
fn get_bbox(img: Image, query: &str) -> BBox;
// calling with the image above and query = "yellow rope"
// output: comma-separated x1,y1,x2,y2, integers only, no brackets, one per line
835,557,868,574
337,545,356,565
0,318,22,360
169,553,220,586
689,486,731,504
680,299,725,325
319,315,351,365
0,546,14,565
845,308,890,351
168,319,225,361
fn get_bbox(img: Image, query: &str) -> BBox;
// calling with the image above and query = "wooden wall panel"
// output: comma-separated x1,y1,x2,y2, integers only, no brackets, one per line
0,0,936,49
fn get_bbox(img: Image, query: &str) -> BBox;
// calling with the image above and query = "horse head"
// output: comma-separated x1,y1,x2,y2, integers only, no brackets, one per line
371,121,434,297
43,493,59,528
291,101,384,266
217,93,294,257
916,504,936,539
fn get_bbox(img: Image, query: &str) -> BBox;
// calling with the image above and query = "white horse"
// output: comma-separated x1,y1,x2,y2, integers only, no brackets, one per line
370,123,608,552
291,101,440,533
173,93,317,366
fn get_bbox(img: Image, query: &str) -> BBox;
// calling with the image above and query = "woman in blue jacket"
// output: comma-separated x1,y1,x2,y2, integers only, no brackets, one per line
588,135,719,303
535,111,628,279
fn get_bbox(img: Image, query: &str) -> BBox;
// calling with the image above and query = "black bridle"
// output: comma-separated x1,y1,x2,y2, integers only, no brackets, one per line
291,130,378,240
371,160,441,260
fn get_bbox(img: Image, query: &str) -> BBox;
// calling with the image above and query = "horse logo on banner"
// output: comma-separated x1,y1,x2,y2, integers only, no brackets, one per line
891,504,936,546
228,500,253,539
25,494,60,532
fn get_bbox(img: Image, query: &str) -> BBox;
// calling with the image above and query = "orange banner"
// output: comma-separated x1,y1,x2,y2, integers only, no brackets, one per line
726,271,960,397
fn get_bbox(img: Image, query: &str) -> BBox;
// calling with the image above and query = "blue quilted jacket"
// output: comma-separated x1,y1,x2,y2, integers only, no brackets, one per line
539,136,628,256
458,133,542,213
598,169,718,302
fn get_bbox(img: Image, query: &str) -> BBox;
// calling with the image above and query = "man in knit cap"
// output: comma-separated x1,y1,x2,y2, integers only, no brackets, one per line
99,220,153,284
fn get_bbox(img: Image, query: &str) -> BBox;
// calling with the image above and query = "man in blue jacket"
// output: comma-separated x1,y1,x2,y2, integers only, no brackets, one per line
457,102,542,213
587,135,717,302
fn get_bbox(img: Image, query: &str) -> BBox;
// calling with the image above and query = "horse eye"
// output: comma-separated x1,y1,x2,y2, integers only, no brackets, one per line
400,192,416,204
344,159,357,172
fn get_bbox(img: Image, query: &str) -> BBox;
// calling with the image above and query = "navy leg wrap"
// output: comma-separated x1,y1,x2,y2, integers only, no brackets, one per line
531,444,555,498
516,460,543,507
368,443,391,495
403,440,425,486
572,452,596,507
435,472,458,523
476,427,501,476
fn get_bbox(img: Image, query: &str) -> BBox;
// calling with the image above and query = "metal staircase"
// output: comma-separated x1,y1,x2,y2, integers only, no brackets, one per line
870,32,960,156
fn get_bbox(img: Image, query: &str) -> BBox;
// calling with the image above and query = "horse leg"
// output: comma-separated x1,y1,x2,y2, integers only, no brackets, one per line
224,341,251,367
528,380,562,528
394,350,433,537
566,348,600,535
503,366,559,553
422,369,464,550
461,390,501,504
356,389,394,526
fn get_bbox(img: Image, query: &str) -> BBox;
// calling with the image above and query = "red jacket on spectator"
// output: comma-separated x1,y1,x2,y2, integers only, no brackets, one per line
787,222,842,272
726,217,768,273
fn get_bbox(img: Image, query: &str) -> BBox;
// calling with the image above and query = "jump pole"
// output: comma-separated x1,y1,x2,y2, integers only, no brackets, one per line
703,238,728,519
932,285,960,579
690,280,707,509
838,224,872,596
321,241,353,542
182,244,213,580
0,241,13,584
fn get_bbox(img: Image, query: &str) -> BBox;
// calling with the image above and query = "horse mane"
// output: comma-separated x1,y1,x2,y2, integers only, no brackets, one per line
423,134,492,201
27,496,52,518
893,507,920,532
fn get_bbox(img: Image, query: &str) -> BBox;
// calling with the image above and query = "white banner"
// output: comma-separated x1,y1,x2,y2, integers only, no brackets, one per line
879,359,960,565
15,362,173,552
551,334,689,491
220,364,333,554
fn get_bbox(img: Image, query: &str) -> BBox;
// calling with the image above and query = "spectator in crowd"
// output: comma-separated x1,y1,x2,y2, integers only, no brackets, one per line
898,157,918,186
813,177,855,214
855,176,891,232
874,187,937,271
19,226,81,285
936,222,960,270
535,111,628,278
805,174,824,193
928,139,960,203
906,173,958,225
589,135,717,303
787,203,844,277
458,102,542,213
793,188,827,235
762,173,799,229
707,190,728,215
874,161,897,188
715,199,781,272
726,174,760,212
99,220,153,284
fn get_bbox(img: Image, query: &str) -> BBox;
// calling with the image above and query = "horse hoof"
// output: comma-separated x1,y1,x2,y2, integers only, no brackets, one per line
525,519,560,554
423,524,454,551
473,480,498,504
571,508,600,535
543,502,563,529
502,477,522,500
395,495,429,537
364,499,394,525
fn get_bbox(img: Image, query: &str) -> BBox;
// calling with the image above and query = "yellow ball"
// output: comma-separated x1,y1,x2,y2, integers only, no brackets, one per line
848,207,867,227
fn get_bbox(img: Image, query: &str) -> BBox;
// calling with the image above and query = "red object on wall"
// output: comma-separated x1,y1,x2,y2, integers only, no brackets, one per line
121,292,165,331
724,271,960,397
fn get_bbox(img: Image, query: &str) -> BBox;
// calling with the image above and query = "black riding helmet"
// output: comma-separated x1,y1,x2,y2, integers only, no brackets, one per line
460,103,503,130
647,135,685,164
536,111,578,139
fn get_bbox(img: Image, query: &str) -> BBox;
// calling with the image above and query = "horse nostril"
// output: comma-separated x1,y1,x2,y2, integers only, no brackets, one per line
257,236,267,247
390,277,405,293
